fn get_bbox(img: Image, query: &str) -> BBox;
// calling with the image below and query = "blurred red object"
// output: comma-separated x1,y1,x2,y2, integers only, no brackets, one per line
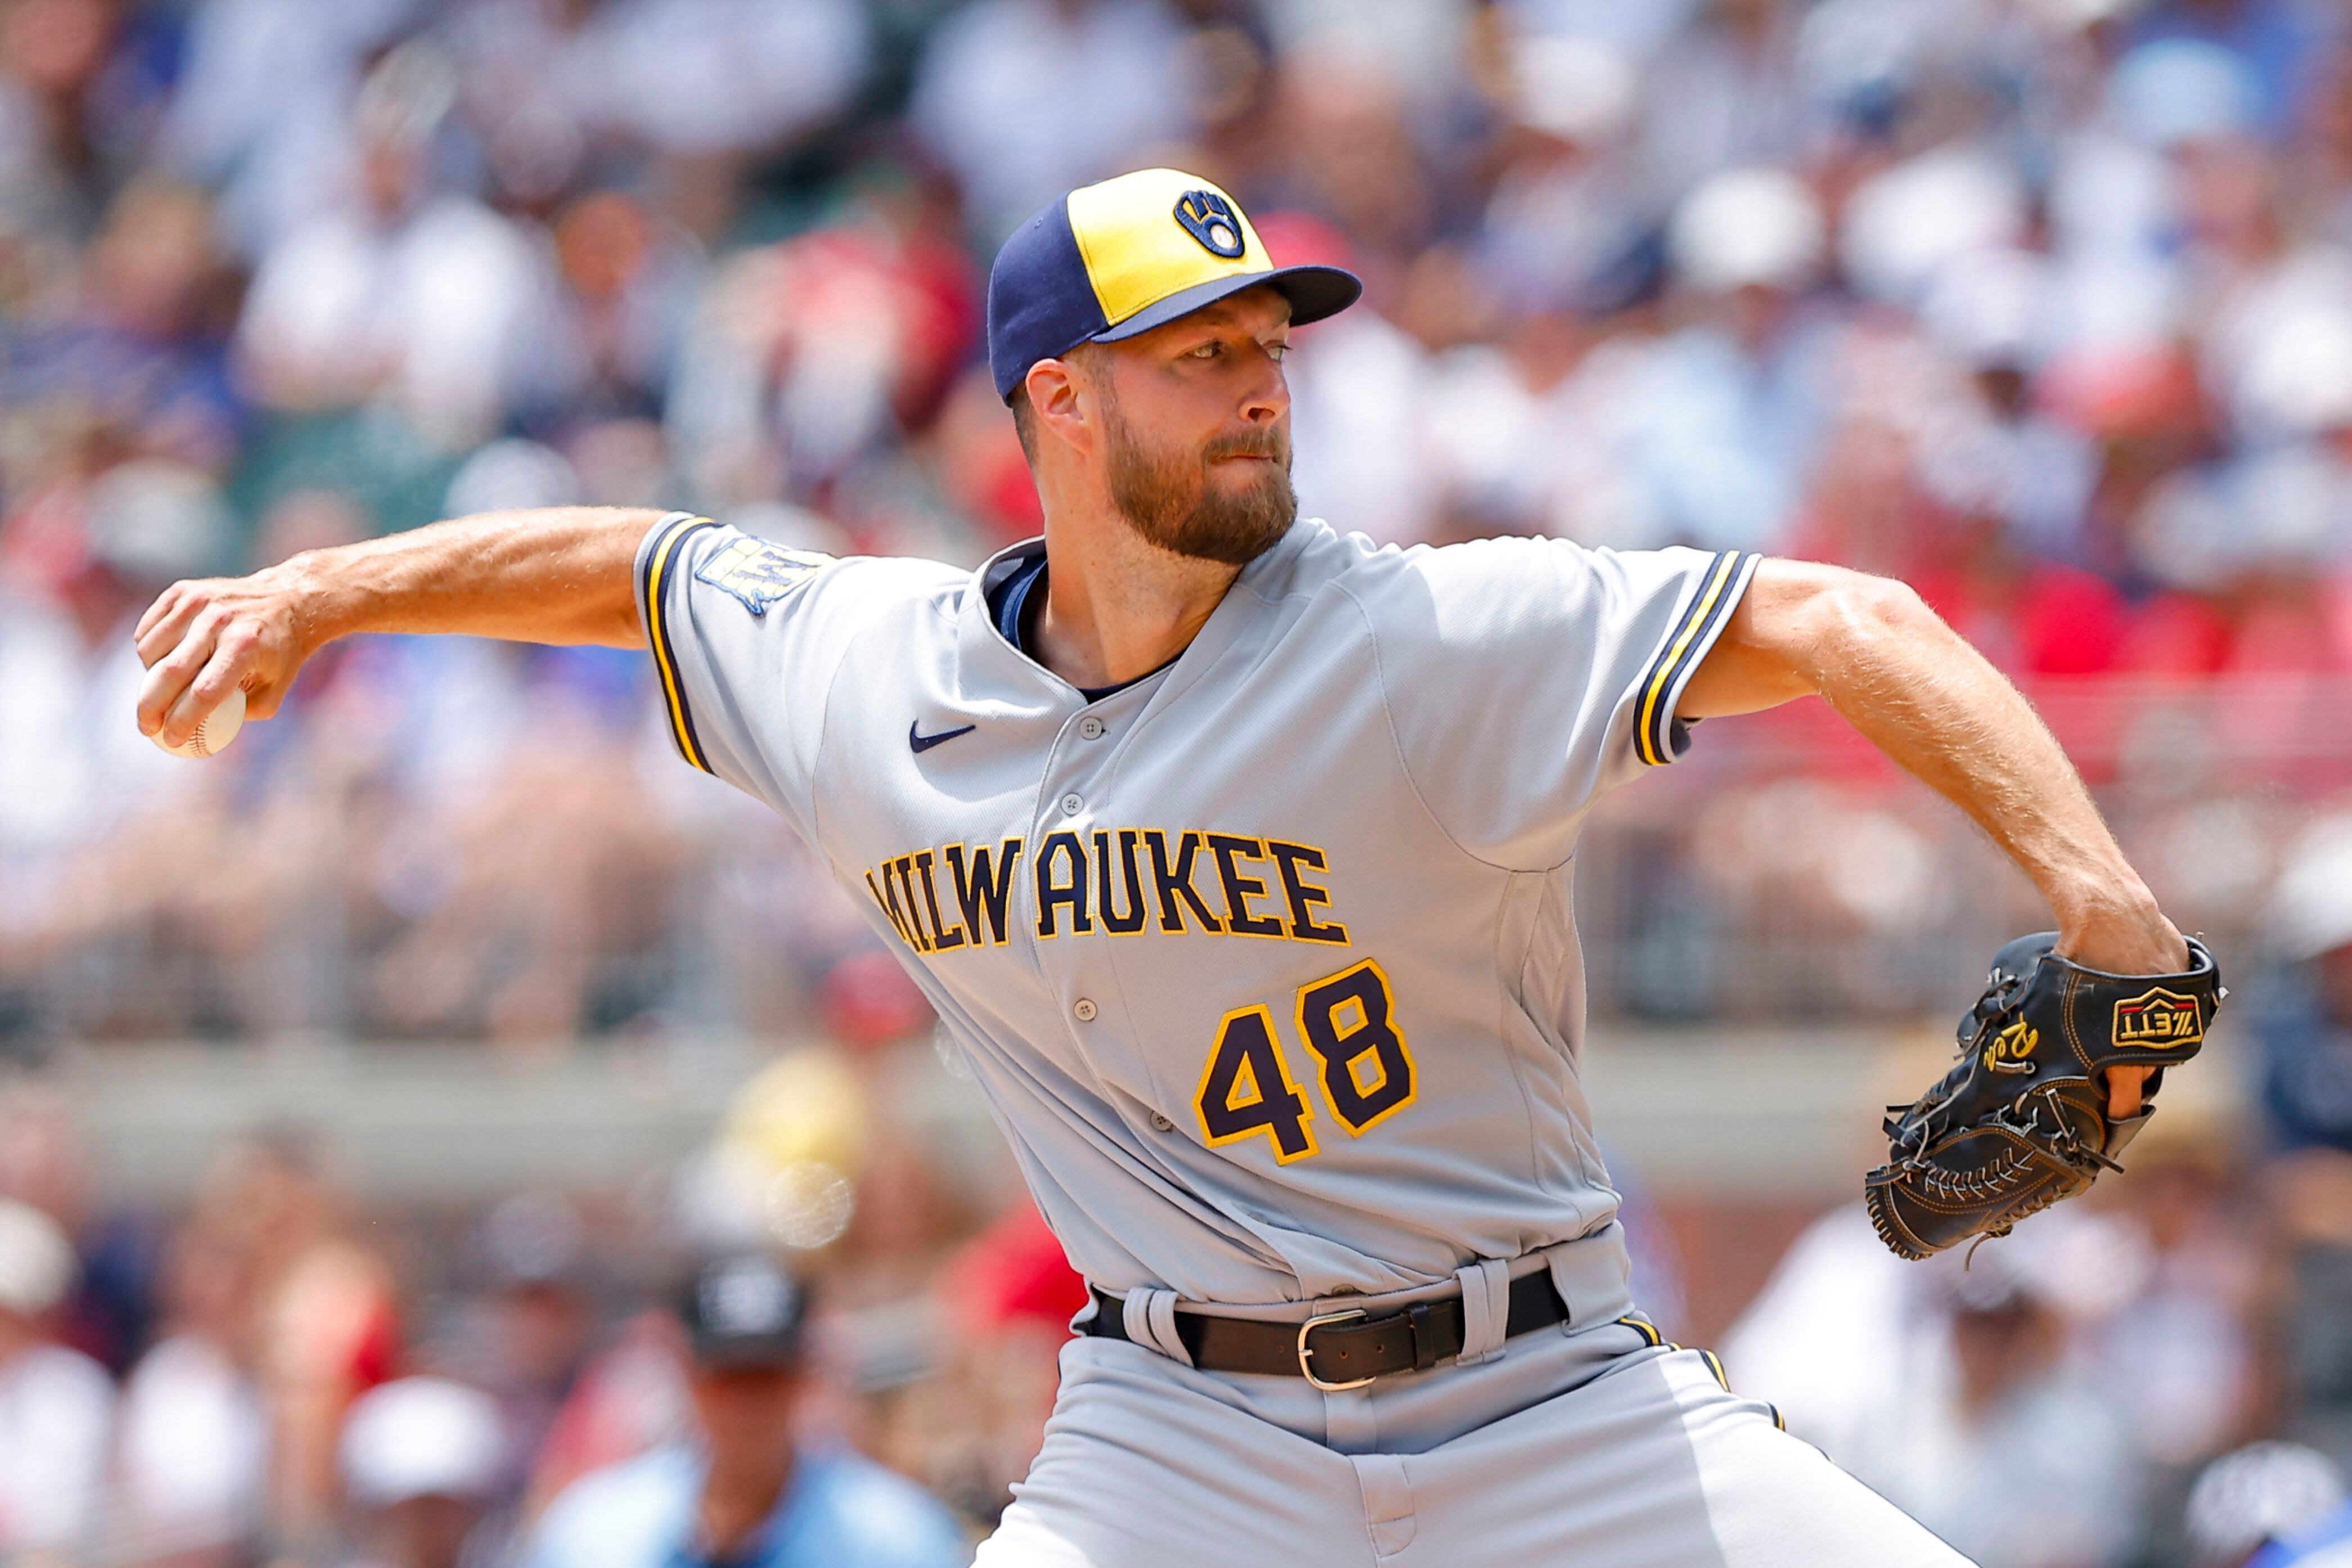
1252,209,1358,274
2039,345,2207,443
2020,565,2128,677
819,950,934,1049
939,1199,1087,1334
2117,591,2233,677
759,215,979,436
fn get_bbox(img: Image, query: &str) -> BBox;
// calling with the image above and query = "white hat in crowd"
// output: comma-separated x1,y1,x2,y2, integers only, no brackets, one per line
2268,815,2352,963
1511,35,1639,147
340,1377,508,1508
1921,247,2054,370
1670,168,1825,296
1840,145,2025,307
0,1198,75,1318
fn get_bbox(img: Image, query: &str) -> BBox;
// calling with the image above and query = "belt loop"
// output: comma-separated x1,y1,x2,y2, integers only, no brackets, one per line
1122,1286,1195,1368
1454,1258,1511,1364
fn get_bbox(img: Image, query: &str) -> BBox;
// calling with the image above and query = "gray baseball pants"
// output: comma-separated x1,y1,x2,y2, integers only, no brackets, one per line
975,1242,1971,1567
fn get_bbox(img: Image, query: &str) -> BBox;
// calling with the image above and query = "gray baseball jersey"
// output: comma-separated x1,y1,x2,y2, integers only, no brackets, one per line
636,511,1758,1307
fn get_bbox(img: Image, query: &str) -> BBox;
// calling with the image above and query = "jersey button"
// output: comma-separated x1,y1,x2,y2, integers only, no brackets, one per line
1059,792,1084,815
1078,716,1106,741
1151,1112,1175,1133
1073,998,1099,1022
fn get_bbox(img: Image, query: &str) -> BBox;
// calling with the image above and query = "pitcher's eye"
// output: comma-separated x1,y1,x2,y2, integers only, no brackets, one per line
1187,341,1221,359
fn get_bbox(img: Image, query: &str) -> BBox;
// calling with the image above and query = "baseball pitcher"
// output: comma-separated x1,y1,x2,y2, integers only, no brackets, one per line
136,168,2218,1566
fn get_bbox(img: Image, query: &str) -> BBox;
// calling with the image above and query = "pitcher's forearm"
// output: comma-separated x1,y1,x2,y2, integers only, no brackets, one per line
287,506,660,648
137,506,666,742
1683,561,2179,967
1811,593,2151,930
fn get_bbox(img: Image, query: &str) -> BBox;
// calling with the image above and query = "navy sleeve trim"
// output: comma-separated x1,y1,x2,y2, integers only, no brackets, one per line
640,512,721,774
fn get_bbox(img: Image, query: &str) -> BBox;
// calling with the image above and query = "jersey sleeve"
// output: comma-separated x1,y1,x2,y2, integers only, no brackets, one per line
1358,535,1759,869
634,512,885,833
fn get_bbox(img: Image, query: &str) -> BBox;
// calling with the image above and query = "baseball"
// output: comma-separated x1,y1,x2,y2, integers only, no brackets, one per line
151,685,246,759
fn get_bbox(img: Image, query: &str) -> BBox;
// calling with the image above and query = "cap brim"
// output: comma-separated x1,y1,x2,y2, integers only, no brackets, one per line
1090,264,1362,344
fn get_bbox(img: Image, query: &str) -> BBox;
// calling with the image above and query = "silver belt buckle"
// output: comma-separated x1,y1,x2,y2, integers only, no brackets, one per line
1297,1308,1374,1390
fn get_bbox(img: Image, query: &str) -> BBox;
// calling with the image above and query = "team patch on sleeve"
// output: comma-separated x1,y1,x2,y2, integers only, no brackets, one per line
693,537,835,615
1632,550,1759,767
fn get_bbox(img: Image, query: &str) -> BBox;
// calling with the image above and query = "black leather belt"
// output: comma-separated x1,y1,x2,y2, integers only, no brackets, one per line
1081,1270,1569,1389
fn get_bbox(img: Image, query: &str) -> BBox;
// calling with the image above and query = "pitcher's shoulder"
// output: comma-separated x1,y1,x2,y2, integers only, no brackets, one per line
1273,525,1610,628
1246,517,1430,603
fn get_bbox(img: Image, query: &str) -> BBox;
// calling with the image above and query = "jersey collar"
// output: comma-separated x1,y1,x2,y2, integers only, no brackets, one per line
955,518,1318,710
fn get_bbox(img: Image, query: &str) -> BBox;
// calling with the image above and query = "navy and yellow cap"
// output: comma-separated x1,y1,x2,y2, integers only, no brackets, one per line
988,168,1362,402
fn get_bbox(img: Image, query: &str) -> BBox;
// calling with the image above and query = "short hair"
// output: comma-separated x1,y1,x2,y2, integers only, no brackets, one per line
1008,383,1039,466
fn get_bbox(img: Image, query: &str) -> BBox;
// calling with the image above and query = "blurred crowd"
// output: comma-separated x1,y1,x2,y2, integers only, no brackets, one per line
9,0,2352,1040
8,0,2352,1563
0,1037,1084,1566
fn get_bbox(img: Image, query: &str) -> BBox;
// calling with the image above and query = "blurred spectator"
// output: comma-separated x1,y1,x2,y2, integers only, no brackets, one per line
160,0,416,259
337,1376,510,1568
1720,1200,1919,1465
183,1136,402,1560
2075,1111,2267,1476
1855,1247,2150,1568
1,178,241,475
453,1193,599,1504
2187,1441,2346,1568
666,173,980,513
236,42,557,447
1725,1201,2151,1567
0,1197,111,1563
2257,814,2352,1465
909,0,1193,244
113,1222,269,1562
522,1253,966,1568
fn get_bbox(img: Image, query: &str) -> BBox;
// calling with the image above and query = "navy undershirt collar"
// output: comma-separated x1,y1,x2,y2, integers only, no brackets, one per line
988,554,1174,702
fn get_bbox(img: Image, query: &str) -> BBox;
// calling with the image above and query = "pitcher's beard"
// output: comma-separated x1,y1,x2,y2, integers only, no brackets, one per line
1101,396,1296,566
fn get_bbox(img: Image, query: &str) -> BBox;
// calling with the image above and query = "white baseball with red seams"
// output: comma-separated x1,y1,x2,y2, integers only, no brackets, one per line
151,685,245,759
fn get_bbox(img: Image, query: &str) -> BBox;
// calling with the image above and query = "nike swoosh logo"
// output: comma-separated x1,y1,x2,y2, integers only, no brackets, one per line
909,720,976,754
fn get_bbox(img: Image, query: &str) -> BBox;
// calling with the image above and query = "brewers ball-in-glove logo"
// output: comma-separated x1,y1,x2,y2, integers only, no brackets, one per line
1864,932,2224,1260
1175,190,1247,258
693,537,834,615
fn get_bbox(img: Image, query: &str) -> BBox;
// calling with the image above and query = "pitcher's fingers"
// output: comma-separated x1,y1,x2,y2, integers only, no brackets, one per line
137,585,207,668
171,627,256,733
136,582,201,657
137,612,221,737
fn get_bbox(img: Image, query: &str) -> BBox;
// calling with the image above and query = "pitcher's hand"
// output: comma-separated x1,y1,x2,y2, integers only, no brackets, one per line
135,564,316,750
2057,904,2191,1119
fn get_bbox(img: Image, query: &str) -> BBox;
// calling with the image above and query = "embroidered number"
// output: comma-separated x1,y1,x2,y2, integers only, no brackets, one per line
1188,960,1416,1160
1296,959,1416,1133
1195,1006,1318,1163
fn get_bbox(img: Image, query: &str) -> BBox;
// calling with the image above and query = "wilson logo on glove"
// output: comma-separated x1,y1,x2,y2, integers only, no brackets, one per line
2112,987,2205,1049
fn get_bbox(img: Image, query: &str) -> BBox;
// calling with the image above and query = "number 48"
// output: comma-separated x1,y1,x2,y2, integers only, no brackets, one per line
1193,959,1417,1164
